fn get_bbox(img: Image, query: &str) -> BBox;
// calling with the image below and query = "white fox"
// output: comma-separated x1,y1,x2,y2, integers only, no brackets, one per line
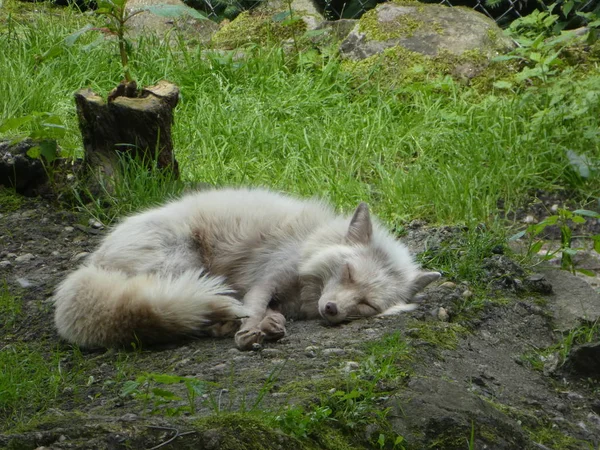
54,188,440,350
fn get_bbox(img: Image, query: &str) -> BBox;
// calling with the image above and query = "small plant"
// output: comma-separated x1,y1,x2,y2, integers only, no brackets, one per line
72,0,207,82
274,404,333,438
0,280,22,329
121,372,207,415
510,208,600,275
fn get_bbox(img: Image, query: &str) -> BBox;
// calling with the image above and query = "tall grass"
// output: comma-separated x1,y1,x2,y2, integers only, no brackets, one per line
1,1,598,225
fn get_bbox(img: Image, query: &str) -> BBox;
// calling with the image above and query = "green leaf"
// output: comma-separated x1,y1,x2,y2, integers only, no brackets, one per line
121,380,140,396
573,209,600,218
26,146,41,160
509,230,526,241
38,140,58,164
140,5,207,20
65,24,95,47
571,215,586,224
530,240,544,254
593,235,600,254
0,116,35,133
150,373,183,384
272,10,291,22
576,268,596,277
151,388,181,400
493,80,513,89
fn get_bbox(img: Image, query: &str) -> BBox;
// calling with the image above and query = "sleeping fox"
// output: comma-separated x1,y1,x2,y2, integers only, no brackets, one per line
53,188,440,350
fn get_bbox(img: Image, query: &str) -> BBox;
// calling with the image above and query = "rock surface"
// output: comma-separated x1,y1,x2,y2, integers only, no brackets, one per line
340,3,514,61
543,268,600,331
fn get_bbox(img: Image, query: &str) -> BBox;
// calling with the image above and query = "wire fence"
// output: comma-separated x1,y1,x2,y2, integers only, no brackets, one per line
193,0,598,26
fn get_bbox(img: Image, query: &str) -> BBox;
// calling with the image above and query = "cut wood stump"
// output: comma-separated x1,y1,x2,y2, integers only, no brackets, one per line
74,80,180,183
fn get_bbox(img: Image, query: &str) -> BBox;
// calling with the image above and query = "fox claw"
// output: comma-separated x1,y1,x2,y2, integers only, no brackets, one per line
235,328,265,350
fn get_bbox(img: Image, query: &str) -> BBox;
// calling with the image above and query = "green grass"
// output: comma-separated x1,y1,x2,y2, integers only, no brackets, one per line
1,1,599,227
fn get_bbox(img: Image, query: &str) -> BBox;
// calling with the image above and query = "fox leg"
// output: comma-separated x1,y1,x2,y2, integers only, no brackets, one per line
234,286,274,350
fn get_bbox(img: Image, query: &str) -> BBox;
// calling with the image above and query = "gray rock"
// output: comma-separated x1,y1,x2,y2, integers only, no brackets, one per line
543,269,600,331
0,139,48,196
340,3,514,61
563,342,600,378
125,0,220,44
0,260,11,268
524,273,553,294
15,253,34,263
323,348,345,356
387,378,529,448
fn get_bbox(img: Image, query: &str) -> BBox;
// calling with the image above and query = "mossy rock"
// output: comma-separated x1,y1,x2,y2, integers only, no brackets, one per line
211,10,311,49
340,2,514,61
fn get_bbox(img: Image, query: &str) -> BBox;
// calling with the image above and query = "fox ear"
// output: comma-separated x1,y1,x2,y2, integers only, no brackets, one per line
410,271,441,295
346,202,372,245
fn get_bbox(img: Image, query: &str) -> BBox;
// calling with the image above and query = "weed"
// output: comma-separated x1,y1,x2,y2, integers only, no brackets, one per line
511,208,600,275
121,372,208,416
0,280,21,329
520,320,600,371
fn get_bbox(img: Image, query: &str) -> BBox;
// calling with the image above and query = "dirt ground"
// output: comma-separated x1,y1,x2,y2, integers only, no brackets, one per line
1,193,599,449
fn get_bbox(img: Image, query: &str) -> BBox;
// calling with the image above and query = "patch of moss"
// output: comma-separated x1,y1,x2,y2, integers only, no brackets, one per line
211,10,307,49
358,7,425,41
406,320,469,350
0,187,23,212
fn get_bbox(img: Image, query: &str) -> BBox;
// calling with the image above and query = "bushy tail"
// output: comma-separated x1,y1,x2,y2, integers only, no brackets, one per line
53,266,246,348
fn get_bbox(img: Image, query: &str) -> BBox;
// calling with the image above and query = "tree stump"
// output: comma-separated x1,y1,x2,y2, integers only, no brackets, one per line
74,80,180,182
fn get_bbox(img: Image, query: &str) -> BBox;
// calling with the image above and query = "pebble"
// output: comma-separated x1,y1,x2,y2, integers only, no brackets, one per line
88,219,104,229
15,253,34,263
437,307,449,322
462,290,474,298
261,348,282,357
16,277,32,288
440,281,456,289
71,252,89,262
523,215,537,224
342,361,360,374
551,204,559,212
304,345,318,358
64,226,74,232
323,348,345,357
51,251,60,257
0,260,11,268
6,253,16,258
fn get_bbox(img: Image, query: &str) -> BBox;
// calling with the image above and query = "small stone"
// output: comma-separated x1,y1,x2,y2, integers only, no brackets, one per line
120,413,138,422
211,363,227,375
64,226,74,232
261,348,283,357
462,290,474,298
15,253,34,263
88,219,104,229
175,358,191,369
440,281,456,289
305,345,318,357
523,215,537,224
437,307,449,322
323,348,345,356
563,342,600,378
58,435,67,442
66,174,75,182
0,260,11,268
342,361,360,374
551,204,559,212
51,251,60,257
16,277,32,288
71,252,89,262
251,343,262,351
6,253,17,258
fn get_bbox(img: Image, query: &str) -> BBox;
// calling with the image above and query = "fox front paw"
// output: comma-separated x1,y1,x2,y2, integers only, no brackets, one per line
235,328,265,350
259,312,286,341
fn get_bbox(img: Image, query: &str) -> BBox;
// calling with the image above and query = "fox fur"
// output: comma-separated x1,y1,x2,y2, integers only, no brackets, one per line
53,188,440,350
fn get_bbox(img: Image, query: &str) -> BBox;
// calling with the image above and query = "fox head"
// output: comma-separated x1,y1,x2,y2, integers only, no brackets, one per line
300,202,440,324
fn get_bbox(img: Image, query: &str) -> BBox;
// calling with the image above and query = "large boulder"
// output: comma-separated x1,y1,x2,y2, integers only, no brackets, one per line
125,0,220,44
340,2,514,61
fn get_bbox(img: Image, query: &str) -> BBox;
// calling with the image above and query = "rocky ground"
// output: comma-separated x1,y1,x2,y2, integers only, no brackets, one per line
1,192,599,449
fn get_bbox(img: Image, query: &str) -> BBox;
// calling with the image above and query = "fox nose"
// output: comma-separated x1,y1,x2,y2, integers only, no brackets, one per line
324,302,338,316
